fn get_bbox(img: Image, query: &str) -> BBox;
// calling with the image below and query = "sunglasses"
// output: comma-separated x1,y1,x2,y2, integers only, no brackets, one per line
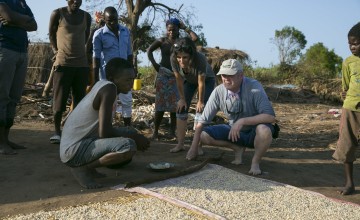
173,43,193,54
225,96,243,114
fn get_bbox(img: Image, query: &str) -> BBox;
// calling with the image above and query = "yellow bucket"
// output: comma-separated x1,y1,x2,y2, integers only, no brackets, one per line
133,79,142,90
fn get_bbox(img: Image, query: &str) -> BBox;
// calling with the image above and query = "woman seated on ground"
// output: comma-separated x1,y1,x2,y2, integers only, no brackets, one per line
170,37,215,153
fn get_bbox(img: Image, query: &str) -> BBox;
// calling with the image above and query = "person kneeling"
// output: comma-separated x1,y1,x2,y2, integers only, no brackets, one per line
60,58,150,189
187,59,276,175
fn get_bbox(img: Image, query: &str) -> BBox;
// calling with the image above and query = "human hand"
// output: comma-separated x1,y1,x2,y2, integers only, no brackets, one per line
179,21,186,30
196,101,204,113
131,133,150,151
177,99,187,113
341,90,347,100
0,15,9,26
228,120,243,142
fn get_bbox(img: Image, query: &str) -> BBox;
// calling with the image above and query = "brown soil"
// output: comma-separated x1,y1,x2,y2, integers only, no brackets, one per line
1,87,360,218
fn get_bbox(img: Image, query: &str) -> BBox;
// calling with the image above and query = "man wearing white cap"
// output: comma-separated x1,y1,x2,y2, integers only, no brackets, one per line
187,59,276,175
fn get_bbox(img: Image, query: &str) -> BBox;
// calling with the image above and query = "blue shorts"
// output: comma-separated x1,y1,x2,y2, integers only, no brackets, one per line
66,127,137,167
203,124,274,148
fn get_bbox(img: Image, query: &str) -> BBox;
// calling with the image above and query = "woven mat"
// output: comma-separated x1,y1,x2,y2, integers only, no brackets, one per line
124,164,360,220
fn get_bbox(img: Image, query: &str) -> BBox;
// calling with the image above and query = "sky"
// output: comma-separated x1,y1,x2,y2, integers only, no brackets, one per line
26,0,360,67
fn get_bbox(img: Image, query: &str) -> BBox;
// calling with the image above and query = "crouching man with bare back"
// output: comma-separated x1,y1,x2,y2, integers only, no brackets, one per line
187,59,276,175
60,58,150,189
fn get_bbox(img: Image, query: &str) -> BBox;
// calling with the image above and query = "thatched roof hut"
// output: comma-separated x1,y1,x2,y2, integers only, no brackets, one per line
197,46,249,74
26,43,54,85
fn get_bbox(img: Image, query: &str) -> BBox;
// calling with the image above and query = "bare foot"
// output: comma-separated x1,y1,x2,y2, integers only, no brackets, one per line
249,163,262,175
338,186,355,196
0,143,17,155
90,168,106,178
170,144,185,153
8,141,26,149
186,148,198,160
70,167,103,189
231,148,245,165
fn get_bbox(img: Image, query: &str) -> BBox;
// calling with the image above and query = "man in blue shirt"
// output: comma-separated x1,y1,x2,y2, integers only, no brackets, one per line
93,6,133,126
188,59,276,175
0,0,37,155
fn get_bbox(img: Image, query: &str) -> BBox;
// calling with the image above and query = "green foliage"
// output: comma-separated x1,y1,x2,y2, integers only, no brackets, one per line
137,66,156,87
297,42,343,79
271,26,307,65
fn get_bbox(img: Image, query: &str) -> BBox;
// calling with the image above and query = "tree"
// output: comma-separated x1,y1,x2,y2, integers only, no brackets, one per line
298,42,343,78
271,26,307,65
85,0,207,70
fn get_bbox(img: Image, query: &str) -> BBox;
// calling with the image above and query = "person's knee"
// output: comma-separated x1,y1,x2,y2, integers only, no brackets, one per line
106,151,134,169
200,131,213,145
256,124,272,139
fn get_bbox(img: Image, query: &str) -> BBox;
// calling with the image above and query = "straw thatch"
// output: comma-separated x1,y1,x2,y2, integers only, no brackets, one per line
197,46,249,74
26,43,54,85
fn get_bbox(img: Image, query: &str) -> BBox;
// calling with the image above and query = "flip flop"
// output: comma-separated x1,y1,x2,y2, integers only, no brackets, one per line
50,134,61,144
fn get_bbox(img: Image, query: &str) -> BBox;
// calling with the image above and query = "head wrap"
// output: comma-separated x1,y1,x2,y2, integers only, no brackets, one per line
166,17,180,27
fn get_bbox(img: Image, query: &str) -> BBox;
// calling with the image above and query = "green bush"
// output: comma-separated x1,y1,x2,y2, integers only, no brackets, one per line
138,66,156,88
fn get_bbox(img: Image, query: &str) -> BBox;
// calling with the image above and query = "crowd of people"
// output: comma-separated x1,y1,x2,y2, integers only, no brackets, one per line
0,0,359,196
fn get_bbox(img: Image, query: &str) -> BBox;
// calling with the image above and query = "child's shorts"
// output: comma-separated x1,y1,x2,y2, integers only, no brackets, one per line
332,108,360,163
203,123,274,148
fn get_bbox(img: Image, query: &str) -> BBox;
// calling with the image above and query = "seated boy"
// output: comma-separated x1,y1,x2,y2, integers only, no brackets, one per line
60,58,150,189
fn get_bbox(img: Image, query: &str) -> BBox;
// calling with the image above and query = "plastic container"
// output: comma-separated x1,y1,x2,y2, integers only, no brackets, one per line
133,79,142,90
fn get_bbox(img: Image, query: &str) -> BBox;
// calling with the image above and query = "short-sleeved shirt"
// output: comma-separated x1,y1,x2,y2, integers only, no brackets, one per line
0,0,34,52
341,55,360,112
171,52,214,84
93,24,132,75
199,77,275,132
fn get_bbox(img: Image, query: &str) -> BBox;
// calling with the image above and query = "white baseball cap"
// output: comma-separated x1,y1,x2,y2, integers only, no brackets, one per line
217,59,243,75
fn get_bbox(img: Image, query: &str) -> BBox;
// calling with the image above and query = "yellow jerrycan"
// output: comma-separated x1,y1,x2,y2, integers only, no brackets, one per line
133,78,142,90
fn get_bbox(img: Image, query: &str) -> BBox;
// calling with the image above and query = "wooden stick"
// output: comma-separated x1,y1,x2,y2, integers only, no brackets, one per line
42,65,55,97
126,187,226,220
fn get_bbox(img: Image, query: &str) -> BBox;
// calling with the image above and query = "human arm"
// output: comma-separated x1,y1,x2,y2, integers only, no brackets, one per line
228,113,275,142
174,71,186,112
341,62,349,100
92,31,102,80
85,12,91,43
196,74,206,112
0,3,37,31
147,40,162,72
126,29,134,66
49,9,60,53
95,84,150,150
179,20,198,42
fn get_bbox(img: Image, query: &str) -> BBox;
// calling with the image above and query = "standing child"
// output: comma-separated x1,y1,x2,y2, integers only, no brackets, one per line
333,22,360,195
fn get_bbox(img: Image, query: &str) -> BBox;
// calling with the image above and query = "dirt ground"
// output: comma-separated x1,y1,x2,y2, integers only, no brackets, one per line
1,88,360,218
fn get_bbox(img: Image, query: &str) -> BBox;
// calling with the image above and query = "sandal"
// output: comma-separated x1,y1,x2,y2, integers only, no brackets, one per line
50,134,61,144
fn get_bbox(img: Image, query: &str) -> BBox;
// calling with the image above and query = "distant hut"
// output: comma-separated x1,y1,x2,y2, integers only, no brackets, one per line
197,46,249,74
26,43,54,85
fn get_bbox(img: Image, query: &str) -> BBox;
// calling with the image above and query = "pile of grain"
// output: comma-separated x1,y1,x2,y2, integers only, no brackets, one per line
144,164,360,220
6,164,360,219
4,194,207,220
